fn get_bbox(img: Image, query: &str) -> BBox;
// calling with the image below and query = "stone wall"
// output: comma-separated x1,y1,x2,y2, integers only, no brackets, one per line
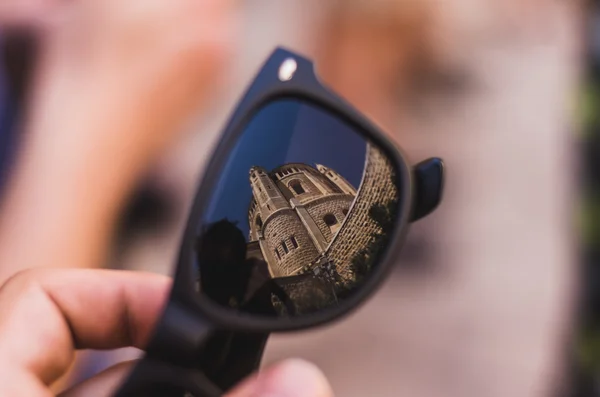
278,173,321,202
305,195,355,243
263,209,320,277
324,144,399,278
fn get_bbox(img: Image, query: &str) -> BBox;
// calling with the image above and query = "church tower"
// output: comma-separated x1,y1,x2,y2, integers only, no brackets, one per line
248,163,356,278
316,164,357,196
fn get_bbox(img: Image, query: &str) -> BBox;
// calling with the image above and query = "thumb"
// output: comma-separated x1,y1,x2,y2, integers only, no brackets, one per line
57,360,137,397
226,359,334,397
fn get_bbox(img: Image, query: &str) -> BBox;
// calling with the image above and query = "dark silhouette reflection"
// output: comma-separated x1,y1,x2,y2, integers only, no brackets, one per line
196,219,296,316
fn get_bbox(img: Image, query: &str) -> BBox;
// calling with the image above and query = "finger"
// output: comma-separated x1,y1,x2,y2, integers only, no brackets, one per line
0,269,171,386
58,360,137,397
225,359,334,397
0,369,51,397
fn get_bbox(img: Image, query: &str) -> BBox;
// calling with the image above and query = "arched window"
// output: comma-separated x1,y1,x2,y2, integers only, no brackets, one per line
290,236,299,249
342,208,349,216
324,214,337,226
289,180,305,195
255,216,263,228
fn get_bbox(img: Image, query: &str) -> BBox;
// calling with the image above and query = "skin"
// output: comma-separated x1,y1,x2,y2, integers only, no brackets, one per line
0,1,334,396
0,268,333,396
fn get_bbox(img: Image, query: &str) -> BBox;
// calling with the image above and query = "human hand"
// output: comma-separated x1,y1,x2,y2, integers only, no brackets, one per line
0,268,334,396
0,0,236,281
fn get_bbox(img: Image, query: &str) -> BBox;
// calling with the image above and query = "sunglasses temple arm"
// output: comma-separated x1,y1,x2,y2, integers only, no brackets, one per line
115,299,224,396
409,158,445,222
114,357,224,397
197,331,270,391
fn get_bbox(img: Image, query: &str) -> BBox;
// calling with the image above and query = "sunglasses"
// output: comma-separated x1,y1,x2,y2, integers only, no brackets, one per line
114,47,445,396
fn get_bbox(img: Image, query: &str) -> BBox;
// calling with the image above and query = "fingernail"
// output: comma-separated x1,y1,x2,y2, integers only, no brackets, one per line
229,359,334,397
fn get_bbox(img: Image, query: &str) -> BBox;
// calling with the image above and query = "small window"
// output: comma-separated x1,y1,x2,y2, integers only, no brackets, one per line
281,240,289,254
258,186,263,192
324,214,337,226
290,236,298,249
275,250,281,260
342,208,349,216
290,181,305,195
256,216,263,228
266,204,271,211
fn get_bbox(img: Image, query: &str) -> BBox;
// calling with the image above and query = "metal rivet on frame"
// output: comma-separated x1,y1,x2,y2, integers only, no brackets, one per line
278,58,297,81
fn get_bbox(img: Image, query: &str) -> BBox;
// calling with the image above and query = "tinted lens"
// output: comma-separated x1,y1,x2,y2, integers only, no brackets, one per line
195,99,402,318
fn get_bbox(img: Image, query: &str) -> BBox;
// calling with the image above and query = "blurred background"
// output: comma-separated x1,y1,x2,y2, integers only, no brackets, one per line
0,0,590,396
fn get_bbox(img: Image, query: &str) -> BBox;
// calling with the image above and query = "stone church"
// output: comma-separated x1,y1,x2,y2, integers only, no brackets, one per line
247,161,357,278
246,144,398,281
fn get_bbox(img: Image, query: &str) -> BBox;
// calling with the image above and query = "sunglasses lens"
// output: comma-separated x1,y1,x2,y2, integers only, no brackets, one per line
195,99,402,318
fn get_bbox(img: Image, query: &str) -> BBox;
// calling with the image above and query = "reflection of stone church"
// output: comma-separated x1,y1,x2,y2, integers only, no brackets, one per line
247,144,398,280
247,162,356,278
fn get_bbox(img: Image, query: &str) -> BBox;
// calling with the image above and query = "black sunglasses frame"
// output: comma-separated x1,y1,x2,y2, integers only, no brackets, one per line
170,47,416,333
116,46,444,396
